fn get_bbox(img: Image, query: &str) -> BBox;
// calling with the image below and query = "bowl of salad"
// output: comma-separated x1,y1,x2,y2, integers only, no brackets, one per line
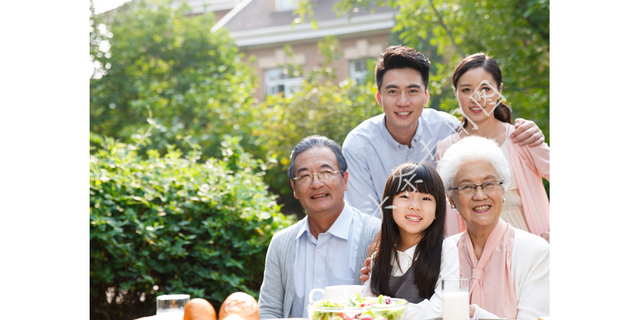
307,294,407,320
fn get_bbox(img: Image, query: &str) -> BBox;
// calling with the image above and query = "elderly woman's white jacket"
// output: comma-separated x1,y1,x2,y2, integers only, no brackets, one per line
447,227,550,319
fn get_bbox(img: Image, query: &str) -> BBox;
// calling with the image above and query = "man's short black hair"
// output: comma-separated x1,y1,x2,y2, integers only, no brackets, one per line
288,135,347,181
375,46,431,90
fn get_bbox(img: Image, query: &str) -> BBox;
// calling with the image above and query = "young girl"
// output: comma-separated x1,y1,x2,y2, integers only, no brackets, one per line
435,53,550,241
361,162,460,319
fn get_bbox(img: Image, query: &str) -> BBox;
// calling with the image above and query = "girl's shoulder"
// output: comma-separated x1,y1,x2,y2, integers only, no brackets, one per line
444,233,464,246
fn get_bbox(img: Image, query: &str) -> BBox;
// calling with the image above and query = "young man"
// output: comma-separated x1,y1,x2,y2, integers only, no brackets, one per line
342,46,544,220
257,135,380,319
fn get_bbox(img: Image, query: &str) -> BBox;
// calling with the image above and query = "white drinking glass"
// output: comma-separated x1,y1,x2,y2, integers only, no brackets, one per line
441,278,469,320
156,294,190,319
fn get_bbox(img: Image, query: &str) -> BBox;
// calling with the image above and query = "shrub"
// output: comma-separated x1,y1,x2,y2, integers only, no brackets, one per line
90,134,295,320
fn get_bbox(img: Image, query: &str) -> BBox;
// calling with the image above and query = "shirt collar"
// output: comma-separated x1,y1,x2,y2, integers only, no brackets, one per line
294,202,354,241
295,217,311,241
391,243,419,276
378,115,401,148
413,114,425,142
325,202,354,240
398,243,418,259
378,113,424,149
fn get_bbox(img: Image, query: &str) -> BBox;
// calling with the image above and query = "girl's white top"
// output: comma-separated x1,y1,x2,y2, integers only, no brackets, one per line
361,237,460,320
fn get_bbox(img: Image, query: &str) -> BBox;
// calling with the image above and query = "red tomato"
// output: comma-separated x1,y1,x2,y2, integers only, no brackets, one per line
339,312,353,320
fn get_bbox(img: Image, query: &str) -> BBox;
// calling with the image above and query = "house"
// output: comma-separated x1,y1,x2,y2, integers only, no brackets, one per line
171,0,240,24
208,0,396,101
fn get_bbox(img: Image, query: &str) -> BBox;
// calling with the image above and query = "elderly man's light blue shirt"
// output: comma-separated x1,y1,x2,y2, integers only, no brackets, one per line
291,203,364,318
342,109,459,217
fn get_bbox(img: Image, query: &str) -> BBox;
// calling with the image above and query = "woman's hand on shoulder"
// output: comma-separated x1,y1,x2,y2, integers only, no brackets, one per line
512,119,545,147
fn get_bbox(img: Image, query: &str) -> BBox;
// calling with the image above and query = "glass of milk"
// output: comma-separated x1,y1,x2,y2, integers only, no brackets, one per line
441,278,469,320
156,294,190,319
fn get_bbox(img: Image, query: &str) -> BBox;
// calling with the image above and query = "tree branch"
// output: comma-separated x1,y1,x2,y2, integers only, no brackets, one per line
428,0,465,58
525,16,549,40
519,0,549,41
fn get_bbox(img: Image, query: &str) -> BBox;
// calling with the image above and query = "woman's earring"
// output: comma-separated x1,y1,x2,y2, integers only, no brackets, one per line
502,198,506,203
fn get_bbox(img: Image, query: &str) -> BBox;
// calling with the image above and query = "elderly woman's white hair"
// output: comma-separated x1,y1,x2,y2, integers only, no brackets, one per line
437,135,510,195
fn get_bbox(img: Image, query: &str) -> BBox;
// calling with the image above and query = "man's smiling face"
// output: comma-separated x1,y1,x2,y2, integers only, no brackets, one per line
376,68,429,139
290,146,348,218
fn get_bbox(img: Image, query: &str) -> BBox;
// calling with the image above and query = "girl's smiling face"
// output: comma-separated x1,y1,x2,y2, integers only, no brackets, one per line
391,190,437,250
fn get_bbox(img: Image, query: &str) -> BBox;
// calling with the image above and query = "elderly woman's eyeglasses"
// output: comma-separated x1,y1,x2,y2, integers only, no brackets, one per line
452,181,503,194
292,170,343,185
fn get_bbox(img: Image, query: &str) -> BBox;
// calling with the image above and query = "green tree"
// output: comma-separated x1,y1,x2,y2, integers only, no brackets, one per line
90,0,258,158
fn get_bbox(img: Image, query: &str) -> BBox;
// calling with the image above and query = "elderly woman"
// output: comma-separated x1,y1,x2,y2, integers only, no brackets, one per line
437,136,549,319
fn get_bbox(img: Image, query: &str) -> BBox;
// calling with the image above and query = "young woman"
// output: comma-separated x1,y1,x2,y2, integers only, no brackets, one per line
361,162,459,319
435,53,550,241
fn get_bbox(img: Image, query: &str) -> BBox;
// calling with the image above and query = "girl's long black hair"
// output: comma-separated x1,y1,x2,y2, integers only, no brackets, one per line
368,162,447,299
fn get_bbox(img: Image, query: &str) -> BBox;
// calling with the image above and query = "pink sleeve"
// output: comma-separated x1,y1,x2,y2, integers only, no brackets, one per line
524,142,550,181
507,125,550,238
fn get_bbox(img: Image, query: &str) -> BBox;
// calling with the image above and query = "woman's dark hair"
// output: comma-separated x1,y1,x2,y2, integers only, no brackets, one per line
452,53,512,127
368,162,446,300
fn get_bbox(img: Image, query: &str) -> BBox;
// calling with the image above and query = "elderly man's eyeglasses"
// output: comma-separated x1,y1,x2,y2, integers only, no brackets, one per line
292,170,343,185
452,181,503,194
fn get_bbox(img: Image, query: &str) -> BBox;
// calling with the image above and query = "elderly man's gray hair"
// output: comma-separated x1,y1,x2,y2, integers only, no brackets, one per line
288,135,347,181
436,135,510,195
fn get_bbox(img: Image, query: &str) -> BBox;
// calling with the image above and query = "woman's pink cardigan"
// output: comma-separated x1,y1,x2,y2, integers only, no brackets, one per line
435,125,550,241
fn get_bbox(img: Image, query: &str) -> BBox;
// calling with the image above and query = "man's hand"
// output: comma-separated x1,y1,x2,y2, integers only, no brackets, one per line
360,257,372,284
511,119,545,147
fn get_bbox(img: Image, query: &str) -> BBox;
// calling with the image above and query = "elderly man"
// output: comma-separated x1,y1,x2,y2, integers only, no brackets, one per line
342,45,545,224
257,135,380,319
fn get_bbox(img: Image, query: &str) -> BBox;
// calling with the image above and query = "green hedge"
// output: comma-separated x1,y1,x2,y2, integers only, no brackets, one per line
90,134,295,320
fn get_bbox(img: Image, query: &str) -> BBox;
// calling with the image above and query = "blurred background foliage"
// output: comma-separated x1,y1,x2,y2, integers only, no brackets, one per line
90,0,548,318
90,132,295,319
90,0,258,159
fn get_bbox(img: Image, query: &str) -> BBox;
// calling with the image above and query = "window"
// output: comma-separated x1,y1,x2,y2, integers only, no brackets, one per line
275,0,298,12
264,68,303,98
349,59,369,85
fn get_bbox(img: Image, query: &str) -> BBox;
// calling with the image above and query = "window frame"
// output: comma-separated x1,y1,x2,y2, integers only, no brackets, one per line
264,67,304,98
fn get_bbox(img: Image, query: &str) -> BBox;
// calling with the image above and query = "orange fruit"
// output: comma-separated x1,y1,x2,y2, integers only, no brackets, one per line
218,292,259,320
183,298,217,320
